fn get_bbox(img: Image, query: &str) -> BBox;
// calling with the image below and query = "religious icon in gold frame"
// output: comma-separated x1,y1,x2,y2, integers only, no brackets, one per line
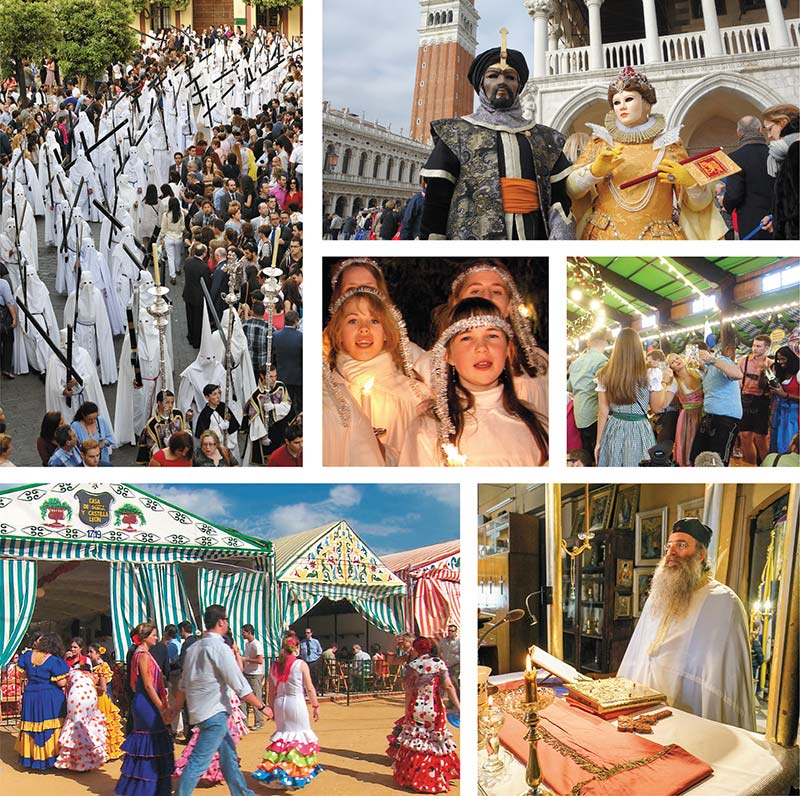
588,485,616,531
612,484,639,531
635,507,667,565
633,567,657,617
614,592,632,619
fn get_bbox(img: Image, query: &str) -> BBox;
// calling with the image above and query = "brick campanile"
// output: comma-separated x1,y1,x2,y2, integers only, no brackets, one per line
410,0,480,144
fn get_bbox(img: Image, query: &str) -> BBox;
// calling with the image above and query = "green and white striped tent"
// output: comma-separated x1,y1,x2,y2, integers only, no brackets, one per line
269,520,406,656
0,484,273,666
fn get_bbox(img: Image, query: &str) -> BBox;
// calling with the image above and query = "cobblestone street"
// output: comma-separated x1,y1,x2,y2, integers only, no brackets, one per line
1,217,198,466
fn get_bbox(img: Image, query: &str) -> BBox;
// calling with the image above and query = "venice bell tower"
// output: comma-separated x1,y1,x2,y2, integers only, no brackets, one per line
410,0,480,144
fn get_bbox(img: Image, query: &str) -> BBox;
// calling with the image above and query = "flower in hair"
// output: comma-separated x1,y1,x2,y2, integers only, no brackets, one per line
412,638,433,655
97,646,106,655
132,634,141,645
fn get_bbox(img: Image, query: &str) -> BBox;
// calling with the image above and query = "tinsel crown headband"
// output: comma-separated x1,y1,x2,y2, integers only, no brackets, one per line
431,314,514,441
330,285,417,381
610,65,653,93
329,257,384,291
450,263,544,372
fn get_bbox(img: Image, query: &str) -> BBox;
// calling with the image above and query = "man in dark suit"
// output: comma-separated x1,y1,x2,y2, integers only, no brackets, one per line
182,244,212,348
723,116,775,240
219,177,244,220
272,310,302,414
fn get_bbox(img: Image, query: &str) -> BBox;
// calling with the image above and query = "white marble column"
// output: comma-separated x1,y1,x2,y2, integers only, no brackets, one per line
641,0,662,63
525,0,555,78
765,0,791,49
583,0,605,71
700,0,723,56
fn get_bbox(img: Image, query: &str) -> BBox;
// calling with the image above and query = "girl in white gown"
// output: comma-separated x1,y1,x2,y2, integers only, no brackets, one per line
400,297,548,467
326,286,429,465
417,259,549,418
253,636,321,789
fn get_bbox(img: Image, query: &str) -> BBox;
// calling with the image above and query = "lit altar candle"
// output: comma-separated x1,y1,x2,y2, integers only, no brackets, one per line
524,654,535,704
442,442,467,467
152,243,161,287
361,377,374,424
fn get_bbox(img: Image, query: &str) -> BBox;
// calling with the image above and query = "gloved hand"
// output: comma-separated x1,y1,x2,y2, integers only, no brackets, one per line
657,160,696,188
590,145,624,178
218,420,230,432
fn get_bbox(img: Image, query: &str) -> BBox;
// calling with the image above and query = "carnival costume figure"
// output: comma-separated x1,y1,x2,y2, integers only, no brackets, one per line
567,66,726,240
420,31,572,240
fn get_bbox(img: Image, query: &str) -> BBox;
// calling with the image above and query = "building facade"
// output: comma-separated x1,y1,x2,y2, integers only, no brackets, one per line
139,1,302,38
410,0,480,143
518,0,798,151
323,103,429,219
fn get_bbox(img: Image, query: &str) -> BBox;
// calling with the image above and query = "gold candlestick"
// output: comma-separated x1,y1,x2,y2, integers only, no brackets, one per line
523,705,543,795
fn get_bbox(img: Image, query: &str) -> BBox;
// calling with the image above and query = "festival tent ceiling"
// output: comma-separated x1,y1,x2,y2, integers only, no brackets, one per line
567,255,799,344
382,540,461,636
0,484,272,665
270,521,407,647
0,483,272,562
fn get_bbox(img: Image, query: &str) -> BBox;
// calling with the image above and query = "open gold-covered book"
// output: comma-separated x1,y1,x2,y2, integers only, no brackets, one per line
565,677,666,716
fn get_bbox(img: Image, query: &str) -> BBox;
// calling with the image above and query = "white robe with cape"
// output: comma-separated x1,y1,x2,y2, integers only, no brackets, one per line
618,578,755,731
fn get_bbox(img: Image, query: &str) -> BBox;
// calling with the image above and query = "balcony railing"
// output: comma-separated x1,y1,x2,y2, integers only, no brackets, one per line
544,19,799,76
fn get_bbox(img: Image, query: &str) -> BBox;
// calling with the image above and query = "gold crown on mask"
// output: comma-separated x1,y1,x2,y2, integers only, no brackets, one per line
610,65,653,95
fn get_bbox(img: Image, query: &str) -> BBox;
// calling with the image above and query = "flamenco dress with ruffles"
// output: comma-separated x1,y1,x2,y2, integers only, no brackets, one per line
387,654,460,793
55,668,107,771
174,688,249,784
15,649,70,769
94,660,124,760
115,650,174,796
253,657,322,788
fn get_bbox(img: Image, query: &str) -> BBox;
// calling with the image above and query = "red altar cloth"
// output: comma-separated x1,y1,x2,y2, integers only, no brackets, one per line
498,694,713,796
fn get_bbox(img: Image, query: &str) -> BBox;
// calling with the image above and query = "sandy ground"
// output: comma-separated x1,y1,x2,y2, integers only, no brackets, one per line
0,694,460,795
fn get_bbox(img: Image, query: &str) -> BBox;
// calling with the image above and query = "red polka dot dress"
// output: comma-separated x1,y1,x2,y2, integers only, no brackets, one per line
387,655,459,793
55,668,108,771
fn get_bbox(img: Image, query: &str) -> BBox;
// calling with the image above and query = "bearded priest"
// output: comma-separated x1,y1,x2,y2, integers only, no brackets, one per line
618,518,755,730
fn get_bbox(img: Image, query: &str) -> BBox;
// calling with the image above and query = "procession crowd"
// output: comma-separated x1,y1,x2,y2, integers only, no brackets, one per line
7,609,460,794
0,23,303,466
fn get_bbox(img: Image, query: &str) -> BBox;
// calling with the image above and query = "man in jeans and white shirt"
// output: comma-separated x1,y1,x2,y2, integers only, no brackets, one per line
241,623,265,730
168,604,273,796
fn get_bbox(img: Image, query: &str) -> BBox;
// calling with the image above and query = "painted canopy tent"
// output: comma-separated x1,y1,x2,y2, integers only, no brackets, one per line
0,484,273,666
567,255,800,352
269,520,406,656
382,540,461,637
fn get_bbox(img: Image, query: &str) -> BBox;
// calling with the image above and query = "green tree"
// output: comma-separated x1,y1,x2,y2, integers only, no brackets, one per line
54,0,138,84
244,0,302,9
0,0,58,105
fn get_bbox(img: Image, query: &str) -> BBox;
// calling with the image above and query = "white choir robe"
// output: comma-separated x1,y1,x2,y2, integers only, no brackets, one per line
335,351,429,467
618,579,756,731
399,384,547,467
322,379,384,467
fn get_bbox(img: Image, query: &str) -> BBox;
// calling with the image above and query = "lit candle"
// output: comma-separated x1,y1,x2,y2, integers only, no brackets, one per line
488,695,494,708
524,654,535,704
361,376,374,425
152,243,160,287
442,442,467,467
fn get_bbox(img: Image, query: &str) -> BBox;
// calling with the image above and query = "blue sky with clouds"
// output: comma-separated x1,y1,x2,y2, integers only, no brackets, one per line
141,483,459,556
324,1,535,133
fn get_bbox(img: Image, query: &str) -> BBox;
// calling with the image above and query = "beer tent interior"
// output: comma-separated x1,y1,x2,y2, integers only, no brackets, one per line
270,521,406,655
382,539,461,636
0,483,274,665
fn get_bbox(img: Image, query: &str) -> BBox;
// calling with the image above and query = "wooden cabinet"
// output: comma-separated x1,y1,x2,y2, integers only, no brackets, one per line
561,530,634,675
478,512,541,674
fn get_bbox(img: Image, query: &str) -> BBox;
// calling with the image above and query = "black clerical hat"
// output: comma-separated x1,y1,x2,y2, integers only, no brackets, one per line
672,518,713,548
467,48,529,94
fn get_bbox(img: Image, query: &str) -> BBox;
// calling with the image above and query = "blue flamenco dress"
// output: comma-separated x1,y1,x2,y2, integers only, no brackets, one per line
115,650,174,796
253,657,322,788
16,649,70,769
